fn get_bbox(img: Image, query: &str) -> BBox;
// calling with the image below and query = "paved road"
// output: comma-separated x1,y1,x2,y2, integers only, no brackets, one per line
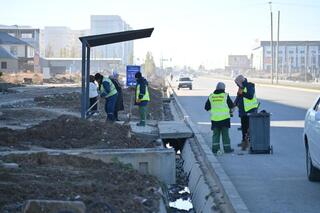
175,76,320,213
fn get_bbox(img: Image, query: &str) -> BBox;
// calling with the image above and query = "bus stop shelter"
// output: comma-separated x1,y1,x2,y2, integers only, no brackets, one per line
79,28,154,118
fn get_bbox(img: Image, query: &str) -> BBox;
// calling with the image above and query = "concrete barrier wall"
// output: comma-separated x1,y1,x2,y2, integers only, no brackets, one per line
182,139,221,213
0,148,176,185
80,148,176,185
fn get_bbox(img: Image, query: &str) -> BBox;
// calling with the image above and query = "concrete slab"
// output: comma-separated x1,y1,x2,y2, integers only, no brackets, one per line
80,148,176,184
158,121,193,139
130,121,159,139
23,200,86,213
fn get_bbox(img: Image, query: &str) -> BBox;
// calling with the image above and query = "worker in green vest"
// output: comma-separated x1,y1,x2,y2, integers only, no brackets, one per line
234,75,259,150
135,71,150,126
205,82,234,154
95,73,118,121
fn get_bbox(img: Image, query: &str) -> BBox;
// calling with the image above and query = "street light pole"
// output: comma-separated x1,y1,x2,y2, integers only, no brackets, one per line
269,2,274,84
276,10,280,84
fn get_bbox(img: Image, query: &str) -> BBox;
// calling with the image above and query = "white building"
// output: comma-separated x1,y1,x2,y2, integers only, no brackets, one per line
90,15,134,64
252,41,320,74
41,27,89,58
225,55,251,72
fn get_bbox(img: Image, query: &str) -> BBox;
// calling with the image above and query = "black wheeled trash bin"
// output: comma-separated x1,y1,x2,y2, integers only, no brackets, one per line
248,111,273,154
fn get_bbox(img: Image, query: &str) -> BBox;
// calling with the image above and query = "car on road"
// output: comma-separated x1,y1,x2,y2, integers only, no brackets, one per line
177,77,192,90
304,95,320,181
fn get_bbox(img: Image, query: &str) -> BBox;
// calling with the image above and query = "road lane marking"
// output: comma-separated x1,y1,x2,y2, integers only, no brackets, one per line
199,76,320,93
256,83,320,93
197,120,304,128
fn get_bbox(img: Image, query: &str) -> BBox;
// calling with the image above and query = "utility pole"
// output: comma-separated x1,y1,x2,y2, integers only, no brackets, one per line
269,2,274,84
305,45,309,82
276,10,280,84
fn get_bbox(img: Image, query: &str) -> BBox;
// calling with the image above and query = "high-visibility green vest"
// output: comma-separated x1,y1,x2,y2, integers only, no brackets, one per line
243,87,258,112
136,84,150,102
209,92,230,121
100,77,117,98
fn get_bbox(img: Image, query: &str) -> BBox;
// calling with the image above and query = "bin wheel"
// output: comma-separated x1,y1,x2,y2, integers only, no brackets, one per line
270,145,273,154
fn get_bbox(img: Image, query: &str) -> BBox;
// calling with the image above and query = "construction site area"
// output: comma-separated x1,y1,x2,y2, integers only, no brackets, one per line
0,72,166,210
0,67,214,213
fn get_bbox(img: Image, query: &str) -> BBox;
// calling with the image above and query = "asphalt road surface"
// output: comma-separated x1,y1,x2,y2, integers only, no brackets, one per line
175,76,320,213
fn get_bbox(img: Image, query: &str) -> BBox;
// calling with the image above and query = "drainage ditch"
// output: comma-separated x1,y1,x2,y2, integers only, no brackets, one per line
162,101,194,213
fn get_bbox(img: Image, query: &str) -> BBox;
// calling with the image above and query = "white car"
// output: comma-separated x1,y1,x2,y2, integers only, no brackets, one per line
176,77,193,90
304,95,320,181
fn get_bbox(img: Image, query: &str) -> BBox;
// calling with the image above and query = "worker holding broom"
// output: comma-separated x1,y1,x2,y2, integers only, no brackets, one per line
95,73,118,121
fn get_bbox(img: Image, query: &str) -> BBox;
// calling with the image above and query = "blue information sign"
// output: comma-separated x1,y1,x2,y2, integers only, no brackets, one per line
126,65,140,86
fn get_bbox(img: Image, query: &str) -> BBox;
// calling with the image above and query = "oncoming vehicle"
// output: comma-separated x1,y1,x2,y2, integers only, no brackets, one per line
177,77,192,90
304,95,320,181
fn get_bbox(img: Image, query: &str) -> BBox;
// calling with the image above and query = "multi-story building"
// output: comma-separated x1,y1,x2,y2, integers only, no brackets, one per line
41,27,72,58
252,41,320,74
0,25,40,53
0,32,35,72
40,27,89,58
225,55,251,73
90,15,134,64
0,25,40,72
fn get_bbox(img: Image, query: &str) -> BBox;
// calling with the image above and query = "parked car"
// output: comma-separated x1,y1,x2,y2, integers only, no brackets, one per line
304,95,320,181
177,77,192,90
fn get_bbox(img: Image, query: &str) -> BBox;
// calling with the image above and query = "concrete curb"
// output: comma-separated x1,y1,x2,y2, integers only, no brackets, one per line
170,85,250,213
0,147,176,185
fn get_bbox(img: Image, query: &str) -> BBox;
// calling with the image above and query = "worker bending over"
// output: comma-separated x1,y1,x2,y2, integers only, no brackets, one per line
234,75,259,150
95,73,118,121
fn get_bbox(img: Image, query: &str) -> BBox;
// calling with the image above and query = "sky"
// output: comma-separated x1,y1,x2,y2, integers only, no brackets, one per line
1,0,320,69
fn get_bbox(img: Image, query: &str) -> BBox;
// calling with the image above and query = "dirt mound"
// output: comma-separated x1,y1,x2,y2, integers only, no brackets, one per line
0,115,156,150
34,92,80,110
0,153,161,212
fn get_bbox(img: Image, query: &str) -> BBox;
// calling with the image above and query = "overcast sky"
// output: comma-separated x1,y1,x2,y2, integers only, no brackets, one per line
1,0,320,68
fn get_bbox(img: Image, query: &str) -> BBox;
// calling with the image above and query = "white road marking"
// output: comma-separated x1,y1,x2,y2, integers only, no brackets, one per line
197,120,304,128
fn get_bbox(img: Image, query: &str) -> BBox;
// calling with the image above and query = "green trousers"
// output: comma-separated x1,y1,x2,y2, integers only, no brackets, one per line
212,127,231,153
138,105,147,126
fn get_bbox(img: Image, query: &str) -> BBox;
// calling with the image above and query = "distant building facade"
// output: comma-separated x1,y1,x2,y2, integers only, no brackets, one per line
40,27,89,58
0,25,40,52
0,25,40,72
90,15,133,64
0,32,35,72
0,46,18,72
252,41,320,74
40,58,121,76
225,55,251,72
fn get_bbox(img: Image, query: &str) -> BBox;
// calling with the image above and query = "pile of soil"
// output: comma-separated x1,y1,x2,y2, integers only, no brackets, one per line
122,87,163,120
34,92,80,110
0,115,156,150
0,153,161,212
